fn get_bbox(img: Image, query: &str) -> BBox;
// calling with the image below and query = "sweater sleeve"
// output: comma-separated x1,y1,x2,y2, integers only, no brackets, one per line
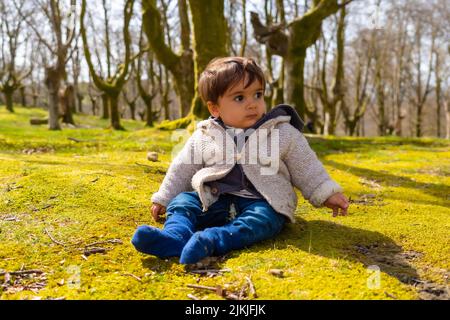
282,126,342,207
151,130,203,207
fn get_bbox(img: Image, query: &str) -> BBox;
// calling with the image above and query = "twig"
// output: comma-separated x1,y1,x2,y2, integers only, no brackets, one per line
68,137,97,143
189,268,231,274
44,228,65,246
238,283,248,300
187,284,225,297
135,162,152,168
85,239,123,247
123,273,142,282
245,276,258,298
0,269,43,276
187,293,200,300
225,293,240,300
83,247,109,256
3,272,11,286
187,284,217,291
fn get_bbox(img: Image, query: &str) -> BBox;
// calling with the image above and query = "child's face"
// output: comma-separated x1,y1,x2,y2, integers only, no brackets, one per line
207,76,266,129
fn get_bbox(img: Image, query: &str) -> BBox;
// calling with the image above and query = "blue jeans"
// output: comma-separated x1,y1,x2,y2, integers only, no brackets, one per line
132,191,286,260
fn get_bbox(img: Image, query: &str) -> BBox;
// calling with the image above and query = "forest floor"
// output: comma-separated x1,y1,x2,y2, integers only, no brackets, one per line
0,106,449,300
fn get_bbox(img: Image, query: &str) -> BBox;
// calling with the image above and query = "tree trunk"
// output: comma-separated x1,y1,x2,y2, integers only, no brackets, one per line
189,0,229,119
287,1,341,121
445,100,450,139
109,94,124,130
129,102,136,120
20,86,27,107
144,97,154,127
4,89,14,112
101,93,109,119
284,47,308,119
45,67,61,130
141,0,194,118
416,103,423,138
77,93,83,113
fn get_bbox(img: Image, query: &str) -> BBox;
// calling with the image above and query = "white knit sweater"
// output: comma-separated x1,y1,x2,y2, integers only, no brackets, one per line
151,115,343,222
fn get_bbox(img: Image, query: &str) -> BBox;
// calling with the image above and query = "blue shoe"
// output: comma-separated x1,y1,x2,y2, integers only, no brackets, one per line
131,225,186,258
179,231,215,264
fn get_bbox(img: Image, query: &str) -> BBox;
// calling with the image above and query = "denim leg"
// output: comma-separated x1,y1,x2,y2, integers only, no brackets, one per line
131,191,232,258
180,197,286,264
131,192,201,257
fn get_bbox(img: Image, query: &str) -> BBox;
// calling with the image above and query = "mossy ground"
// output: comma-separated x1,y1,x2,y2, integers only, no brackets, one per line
0,106,448,300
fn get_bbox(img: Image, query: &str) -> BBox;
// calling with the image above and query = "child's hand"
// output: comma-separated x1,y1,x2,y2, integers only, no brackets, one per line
324,193,349,217
151,203,166,221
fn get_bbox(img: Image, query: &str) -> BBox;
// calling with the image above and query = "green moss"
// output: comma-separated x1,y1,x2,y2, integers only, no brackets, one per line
0,106,448,300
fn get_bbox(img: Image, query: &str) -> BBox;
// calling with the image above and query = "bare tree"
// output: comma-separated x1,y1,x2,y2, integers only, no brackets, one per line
251,0,353,120
0,0,32,112
136,26,159,126
141,0,194,118
80,0,134,130
17,0,77,130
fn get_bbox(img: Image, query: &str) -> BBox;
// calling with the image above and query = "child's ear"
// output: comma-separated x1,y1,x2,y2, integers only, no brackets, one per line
207,101,220,118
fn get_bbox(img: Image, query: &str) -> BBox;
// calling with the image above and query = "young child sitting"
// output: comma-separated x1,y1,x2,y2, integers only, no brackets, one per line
131,56,349,264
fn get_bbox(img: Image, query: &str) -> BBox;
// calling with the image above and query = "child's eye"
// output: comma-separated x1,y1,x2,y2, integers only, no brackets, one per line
234,95,244,102
255,92,263,99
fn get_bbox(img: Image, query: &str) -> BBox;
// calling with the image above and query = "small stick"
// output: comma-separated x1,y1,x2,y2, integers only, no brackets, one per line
245,276,258,298
43,228,65,246
189,268,231,274
187,284,217,291
3,272,11,286
187,294,200,300
123,273,142,282
68,137,96,143
135,162,152,168
225,293,240,300
85,239,123,247
0,270,43,276
238,283,248,299
83,247,108,256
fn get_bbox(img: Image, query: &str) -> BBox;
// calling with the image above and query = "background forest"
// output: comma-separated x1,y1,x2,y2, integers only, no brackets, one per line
1,0,449,137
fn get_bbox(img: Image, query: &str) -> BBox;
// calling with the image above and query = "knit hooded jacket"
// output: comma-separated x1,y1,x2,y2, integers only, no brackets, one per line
151,108,343,223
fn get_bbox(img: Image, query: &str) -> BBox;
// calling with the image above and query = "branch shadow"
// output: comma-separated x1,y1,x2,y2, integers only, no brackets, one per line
323,159,450,208
264,218,421,286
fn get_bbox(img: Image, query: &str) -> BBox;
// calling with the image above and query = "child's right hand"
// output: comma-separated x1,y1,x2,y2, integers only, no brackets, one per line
151,203,166,221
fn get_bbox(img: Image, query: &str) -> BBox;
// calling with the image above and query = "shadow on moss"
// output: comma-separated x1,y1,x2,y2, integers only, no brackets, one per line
271,219,420,285
323,159,450,206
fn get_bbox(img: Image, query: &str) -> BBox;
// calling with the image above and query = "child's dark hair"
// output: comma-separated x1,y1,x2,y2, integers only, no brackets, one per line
198,57,266,104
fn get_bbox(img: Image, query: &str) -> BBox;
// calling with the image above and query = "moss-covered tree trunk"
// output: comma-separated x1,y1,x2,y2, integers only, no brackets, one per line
101,93,109,119
109,93,122,130
285,1,342,120
20,86,26,107
141,0,194,118
4,88,14,112
251,0,344,121
189,0,229,119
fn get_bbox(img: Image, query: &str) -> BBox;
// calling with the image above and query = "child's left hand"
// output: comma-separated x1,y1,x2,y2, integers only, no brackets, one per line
324,192,349,217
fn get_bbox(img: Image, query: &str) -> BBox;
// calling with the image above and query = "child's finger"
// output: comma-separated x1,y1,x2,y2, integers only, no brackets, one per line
332,207,338,217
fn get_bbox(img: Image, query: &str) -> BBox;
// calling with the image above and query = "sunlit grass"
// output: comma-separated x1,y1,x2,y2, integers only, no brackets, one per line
0,106,448,300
